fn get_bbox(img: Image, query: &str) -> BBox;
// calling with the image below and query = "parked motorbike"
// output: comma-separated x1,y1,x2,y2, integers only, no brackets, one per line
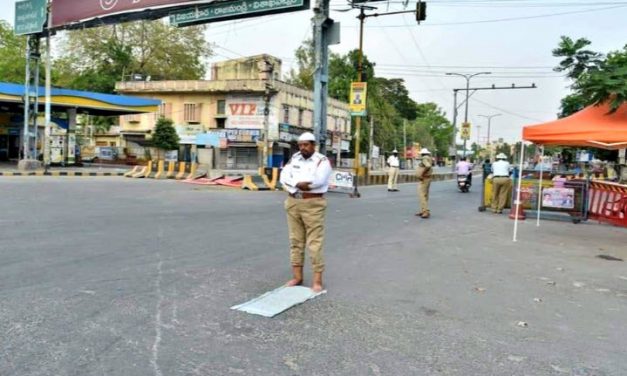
457,174,471,193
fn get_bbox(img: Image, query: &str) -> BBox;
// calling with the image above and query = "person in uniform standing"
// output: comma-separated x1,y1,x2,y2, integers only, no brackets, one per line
387,150,400,192
491,153,512,214
415,148,433,218
279,132,333,293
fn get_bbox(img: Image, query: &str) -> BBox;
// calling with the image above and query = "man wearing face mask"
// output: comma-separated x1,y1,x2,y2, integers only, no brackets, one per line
279,132,333,293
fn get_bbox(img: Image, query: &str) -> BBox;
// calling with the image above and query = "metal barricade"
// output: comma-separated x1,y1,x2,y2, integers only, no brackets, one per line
588,180,627,227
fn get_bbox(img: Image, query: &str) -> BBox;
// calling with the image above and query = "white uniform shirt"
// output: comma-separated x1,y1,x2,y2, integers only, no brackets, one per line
387,155,400,168
280,152,333,194
492,160,511,177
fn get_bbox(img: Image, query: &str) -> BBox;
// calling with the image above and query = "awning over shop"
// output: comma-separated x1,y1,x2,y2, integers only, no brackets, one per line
0,82,160,116
522,102,627,150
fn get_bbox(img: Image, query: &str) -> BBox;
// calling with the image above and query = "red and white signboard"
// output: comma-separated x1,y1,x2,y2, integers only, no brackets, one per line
51,0,211,28
225,95,276,130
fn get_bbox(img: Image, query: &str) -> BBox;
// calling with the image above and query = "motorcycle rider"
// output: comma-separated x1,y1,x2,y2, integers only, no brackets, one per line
455,157,473,186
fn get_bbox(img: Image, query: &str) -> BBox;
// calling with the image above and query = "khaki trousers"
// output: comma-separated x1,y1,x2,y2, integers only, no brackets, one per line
491,177,512,212
284,196,327,273
418,178,431,213
387,167,399,189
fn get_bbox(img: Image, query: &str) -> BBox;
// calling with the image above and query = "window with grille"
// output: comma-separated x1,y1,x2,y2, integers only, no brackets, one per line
158,103,172,119
298,109,304,127
283,105,290,124
184,103,201,123
217,100,226,115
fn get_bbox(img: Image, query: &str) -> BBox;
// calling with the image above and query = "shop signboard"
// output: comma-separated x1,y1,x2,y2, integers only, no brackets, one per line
278,123,306,142
200,129,261,145
165,150,178,161
225,96,277,129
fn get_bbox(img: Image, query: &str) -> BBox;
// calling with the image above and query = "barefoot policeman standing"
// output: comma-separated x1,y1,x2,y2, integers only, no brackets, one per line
279,132,333,292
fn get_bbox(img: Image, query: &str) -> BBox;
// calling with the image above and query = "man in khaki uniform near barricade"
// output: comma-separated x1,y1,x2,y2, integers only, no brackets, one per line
279,132,333,293
415,148,433,218
491,153,512,214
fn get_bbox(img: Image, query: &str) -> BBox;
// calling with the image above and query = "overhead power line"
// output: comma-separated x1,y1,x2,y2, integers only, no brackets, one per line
338,5,627,27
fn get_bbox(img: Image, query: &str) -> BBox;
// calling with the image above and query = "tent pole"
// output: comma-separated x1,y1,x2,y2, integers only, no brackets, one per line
513,141,526,242
537,145,544,227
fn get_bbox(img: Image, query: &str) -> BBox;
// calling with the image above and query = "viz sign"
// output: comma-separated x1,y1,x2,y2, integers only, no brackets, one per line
171,0,310,26
50,0,213,29
14,0,47,35
349,82,367,117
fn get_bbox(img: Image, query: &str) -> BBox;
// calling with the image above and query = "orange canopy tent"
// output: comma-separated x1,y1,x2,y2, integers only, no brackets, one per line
522,102,627,150
512,102,627,241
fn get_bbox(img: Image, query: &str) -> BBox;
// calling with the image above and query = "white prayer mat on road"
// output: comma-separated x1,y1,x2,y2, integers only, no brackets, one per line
231,286,326,318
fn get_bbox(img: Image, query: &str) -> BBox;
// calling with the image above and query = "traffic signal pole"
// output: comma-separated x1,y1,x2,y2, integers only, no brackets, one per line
351,3,425,197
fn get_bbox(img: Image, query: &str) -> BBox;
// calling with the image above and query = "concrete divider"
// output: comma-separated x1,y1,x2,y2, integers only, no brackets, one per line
165,161,178,179
175,162,188,180
242,173,271,191
154,160,166,179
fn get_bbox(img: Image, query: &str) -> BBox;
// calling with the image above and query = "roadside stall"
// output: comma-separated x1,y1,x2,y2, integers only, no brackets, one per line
512,102,627,241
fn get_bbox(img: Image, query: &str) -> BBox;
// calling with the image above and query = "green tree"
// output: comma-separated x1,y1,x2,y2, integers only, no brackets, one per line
54,20,212,93
0,21,27,83
553,36,627,114
152,117,179,159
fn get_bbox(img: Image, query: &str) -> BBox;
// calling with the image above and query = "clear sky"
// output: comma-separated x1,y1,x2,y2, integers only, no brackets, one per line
3,0,627,143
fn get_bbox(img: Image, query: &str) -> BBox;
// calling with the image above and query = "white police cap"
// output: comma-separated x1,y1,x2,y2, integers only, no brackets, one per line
298,132,316,142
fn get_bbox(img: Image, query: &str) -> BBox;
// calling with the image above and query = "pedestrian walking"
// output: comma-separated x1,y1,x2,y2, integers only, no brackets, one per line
279,132,333,292
491,153,512,214
387,150,400,192
415,148,433,218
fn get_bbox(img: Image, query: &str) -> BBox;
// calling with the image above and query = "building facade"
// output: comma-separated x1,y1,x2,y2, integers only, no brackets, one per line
115,55,351,170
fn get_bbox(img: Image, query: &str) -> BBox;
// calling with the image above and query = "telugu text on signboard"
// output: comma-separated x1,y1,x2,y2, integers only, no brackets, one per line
171,0,309,26
14,0,47,35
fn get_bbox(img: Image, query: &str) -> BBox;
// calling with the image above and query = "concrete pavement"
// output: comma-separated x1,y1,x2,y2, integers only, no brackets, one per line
1,177,626,375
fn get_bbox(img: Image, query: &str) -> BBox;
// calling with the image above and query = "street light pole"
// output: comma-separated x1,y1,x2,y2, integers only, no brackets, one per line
446,72,491,158
478,113,501,160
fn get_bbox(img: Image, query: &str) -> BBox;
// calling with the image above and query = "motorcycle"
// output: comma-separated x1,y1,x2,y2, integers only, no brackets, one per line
457,174,471,193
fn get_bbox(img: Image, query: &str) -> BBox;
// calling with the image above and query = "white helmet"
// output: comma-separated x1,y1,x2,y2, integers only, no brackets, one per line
392,149,398,153
420,148,431,155
496,153,507,160
298,132,316,142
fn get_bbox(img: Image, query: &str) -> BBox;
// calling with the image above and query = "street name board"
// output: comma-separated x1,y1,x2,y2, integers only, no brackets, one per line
170,0,309,26
14,0,47,35
50,0,213,29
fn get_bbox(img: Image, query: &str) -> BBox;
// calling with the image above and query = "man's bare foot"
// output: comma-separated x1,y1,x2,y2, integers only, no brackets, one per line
285,278,303,287
311,282,323,293
286,266,303,287
311,271,323,293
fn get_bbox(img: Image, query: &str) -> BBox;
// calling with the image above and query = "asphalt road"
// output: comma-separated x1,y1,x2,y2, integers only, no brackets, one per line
1,177,626,376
